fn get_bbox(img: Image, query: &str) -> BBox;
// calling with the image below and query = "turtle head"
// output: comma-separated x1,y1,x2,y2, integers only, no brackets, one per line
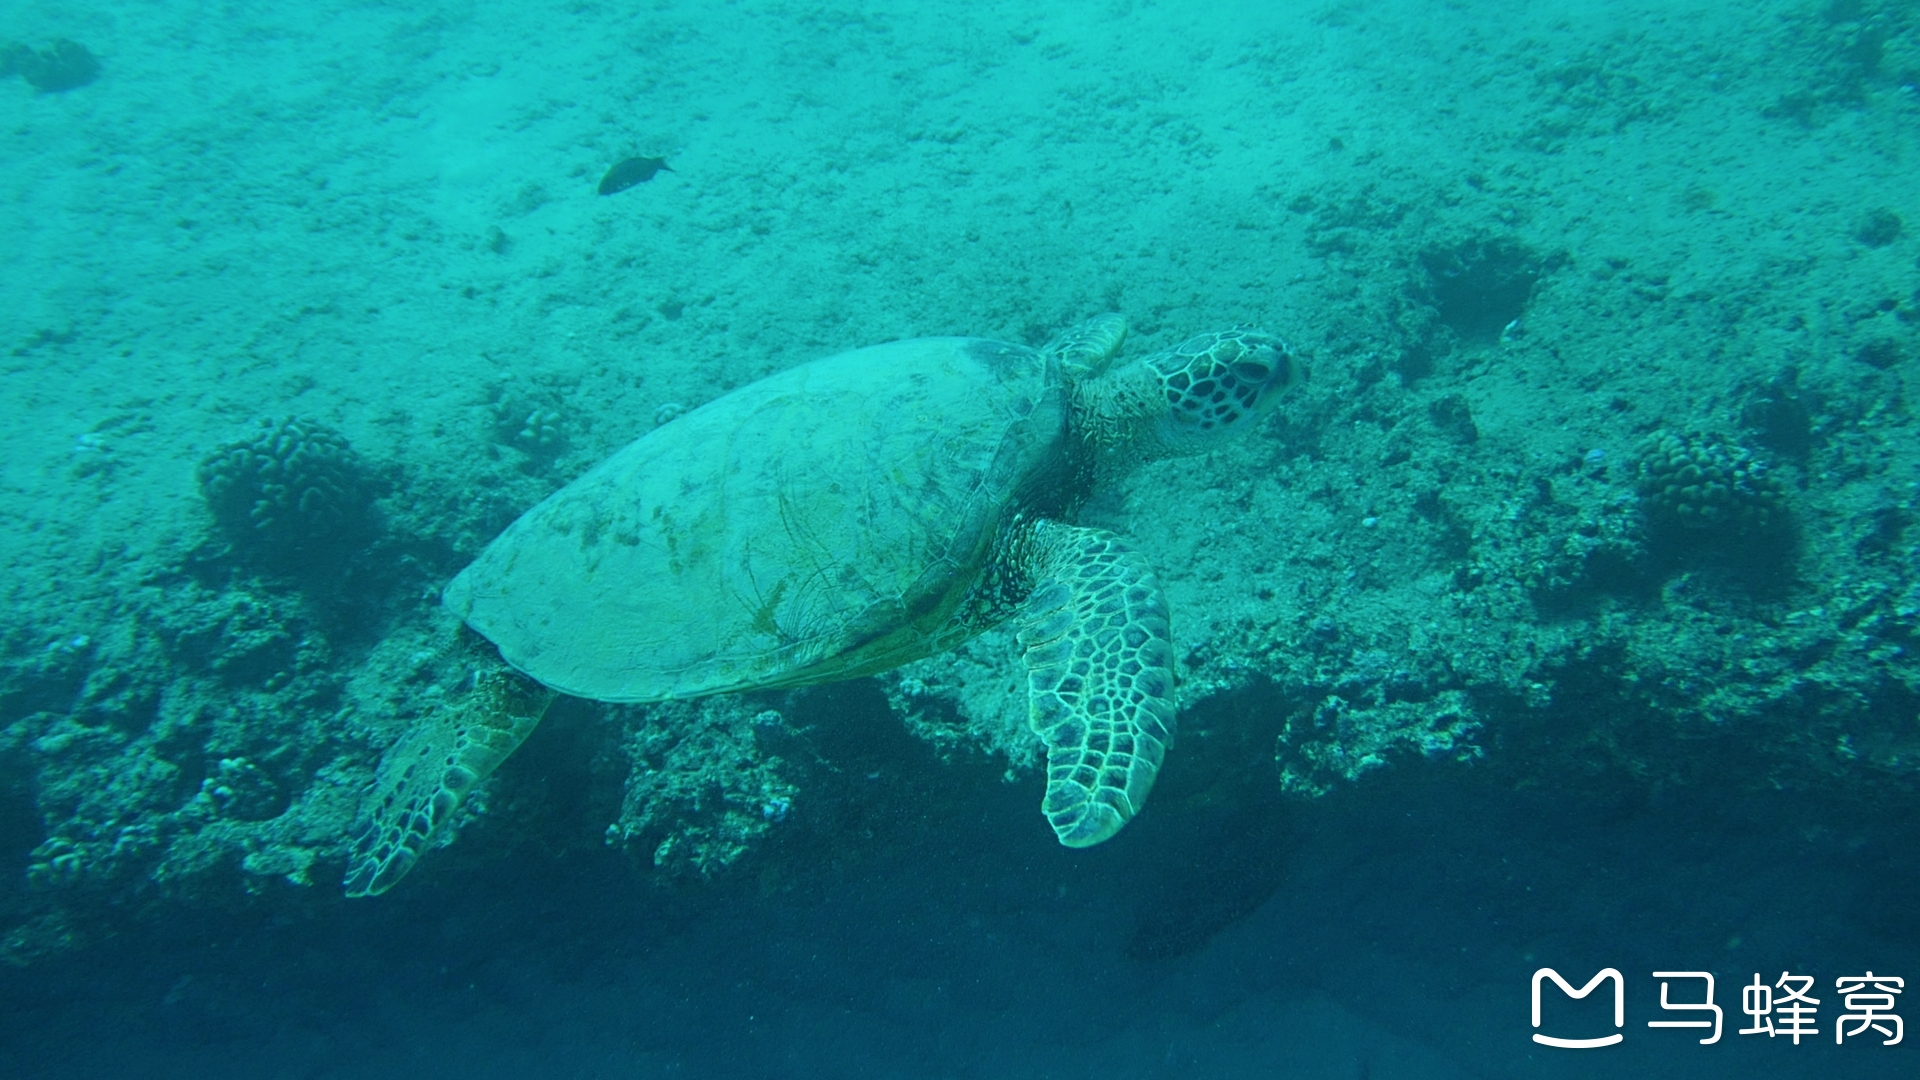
1143,329,1305,456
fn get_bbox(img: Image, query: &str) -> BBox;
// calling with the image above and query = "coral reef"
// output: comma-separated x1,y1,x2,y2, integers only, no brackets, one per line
1855,207,1904,248
196,417,377,568
488,395,568,457
1634,430,1790,544
505,406,567,453
4,573,355,919
193,756,287,822
604,698,799,878
483,382,577,471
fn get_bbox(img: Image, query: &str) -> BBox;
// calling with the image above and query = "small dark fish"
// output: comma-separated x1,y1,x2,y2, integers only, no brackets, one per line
597,156,671,196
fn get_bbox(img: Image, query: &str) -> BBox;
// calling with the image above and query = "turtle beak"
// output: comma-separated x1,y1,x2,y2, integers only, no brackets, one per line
1285,349,1309,387
1231,337,1305,407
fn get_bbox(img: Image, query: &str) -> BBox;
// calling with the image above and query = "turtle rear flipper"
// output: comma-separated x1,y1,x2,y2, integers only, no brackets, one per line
344,660,554,897
1015,520,1175,847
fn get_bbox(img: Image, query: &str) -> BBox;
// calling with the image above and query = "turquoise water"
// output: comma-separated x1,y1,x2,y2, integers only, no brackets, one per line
4,1,1918,1076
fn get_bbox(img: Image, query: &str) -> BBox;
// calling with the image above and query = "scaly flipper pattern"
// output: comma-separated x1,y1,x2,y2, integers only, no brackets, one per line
344,653,555,897
1044,312,1128,377
1015,519,1175,846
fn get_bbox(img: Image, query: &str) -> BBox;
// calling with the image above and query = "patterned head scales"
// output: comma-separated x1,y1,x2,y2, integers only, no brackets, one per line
1146,330,1305,452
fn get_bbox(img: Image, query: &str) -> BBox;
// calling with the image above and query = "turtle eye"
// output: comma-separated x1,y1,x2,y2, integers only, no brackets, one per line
1229,358,1272,384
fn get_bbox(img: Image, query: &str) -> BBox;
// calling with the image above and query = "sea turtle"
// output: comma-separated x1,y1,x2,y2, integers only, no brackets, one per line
345,314,1304,896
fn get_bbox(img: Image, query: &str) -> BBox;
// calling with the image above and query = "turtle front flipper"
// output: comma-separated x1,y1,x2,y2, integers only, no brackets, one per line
344,646,555,897
1043,312,1128,377
1015,519,1175,847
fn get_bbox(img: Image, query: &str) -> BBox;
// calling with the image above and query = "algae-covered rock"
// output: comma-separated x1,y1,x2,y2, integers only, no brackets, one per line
2,40,99,92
